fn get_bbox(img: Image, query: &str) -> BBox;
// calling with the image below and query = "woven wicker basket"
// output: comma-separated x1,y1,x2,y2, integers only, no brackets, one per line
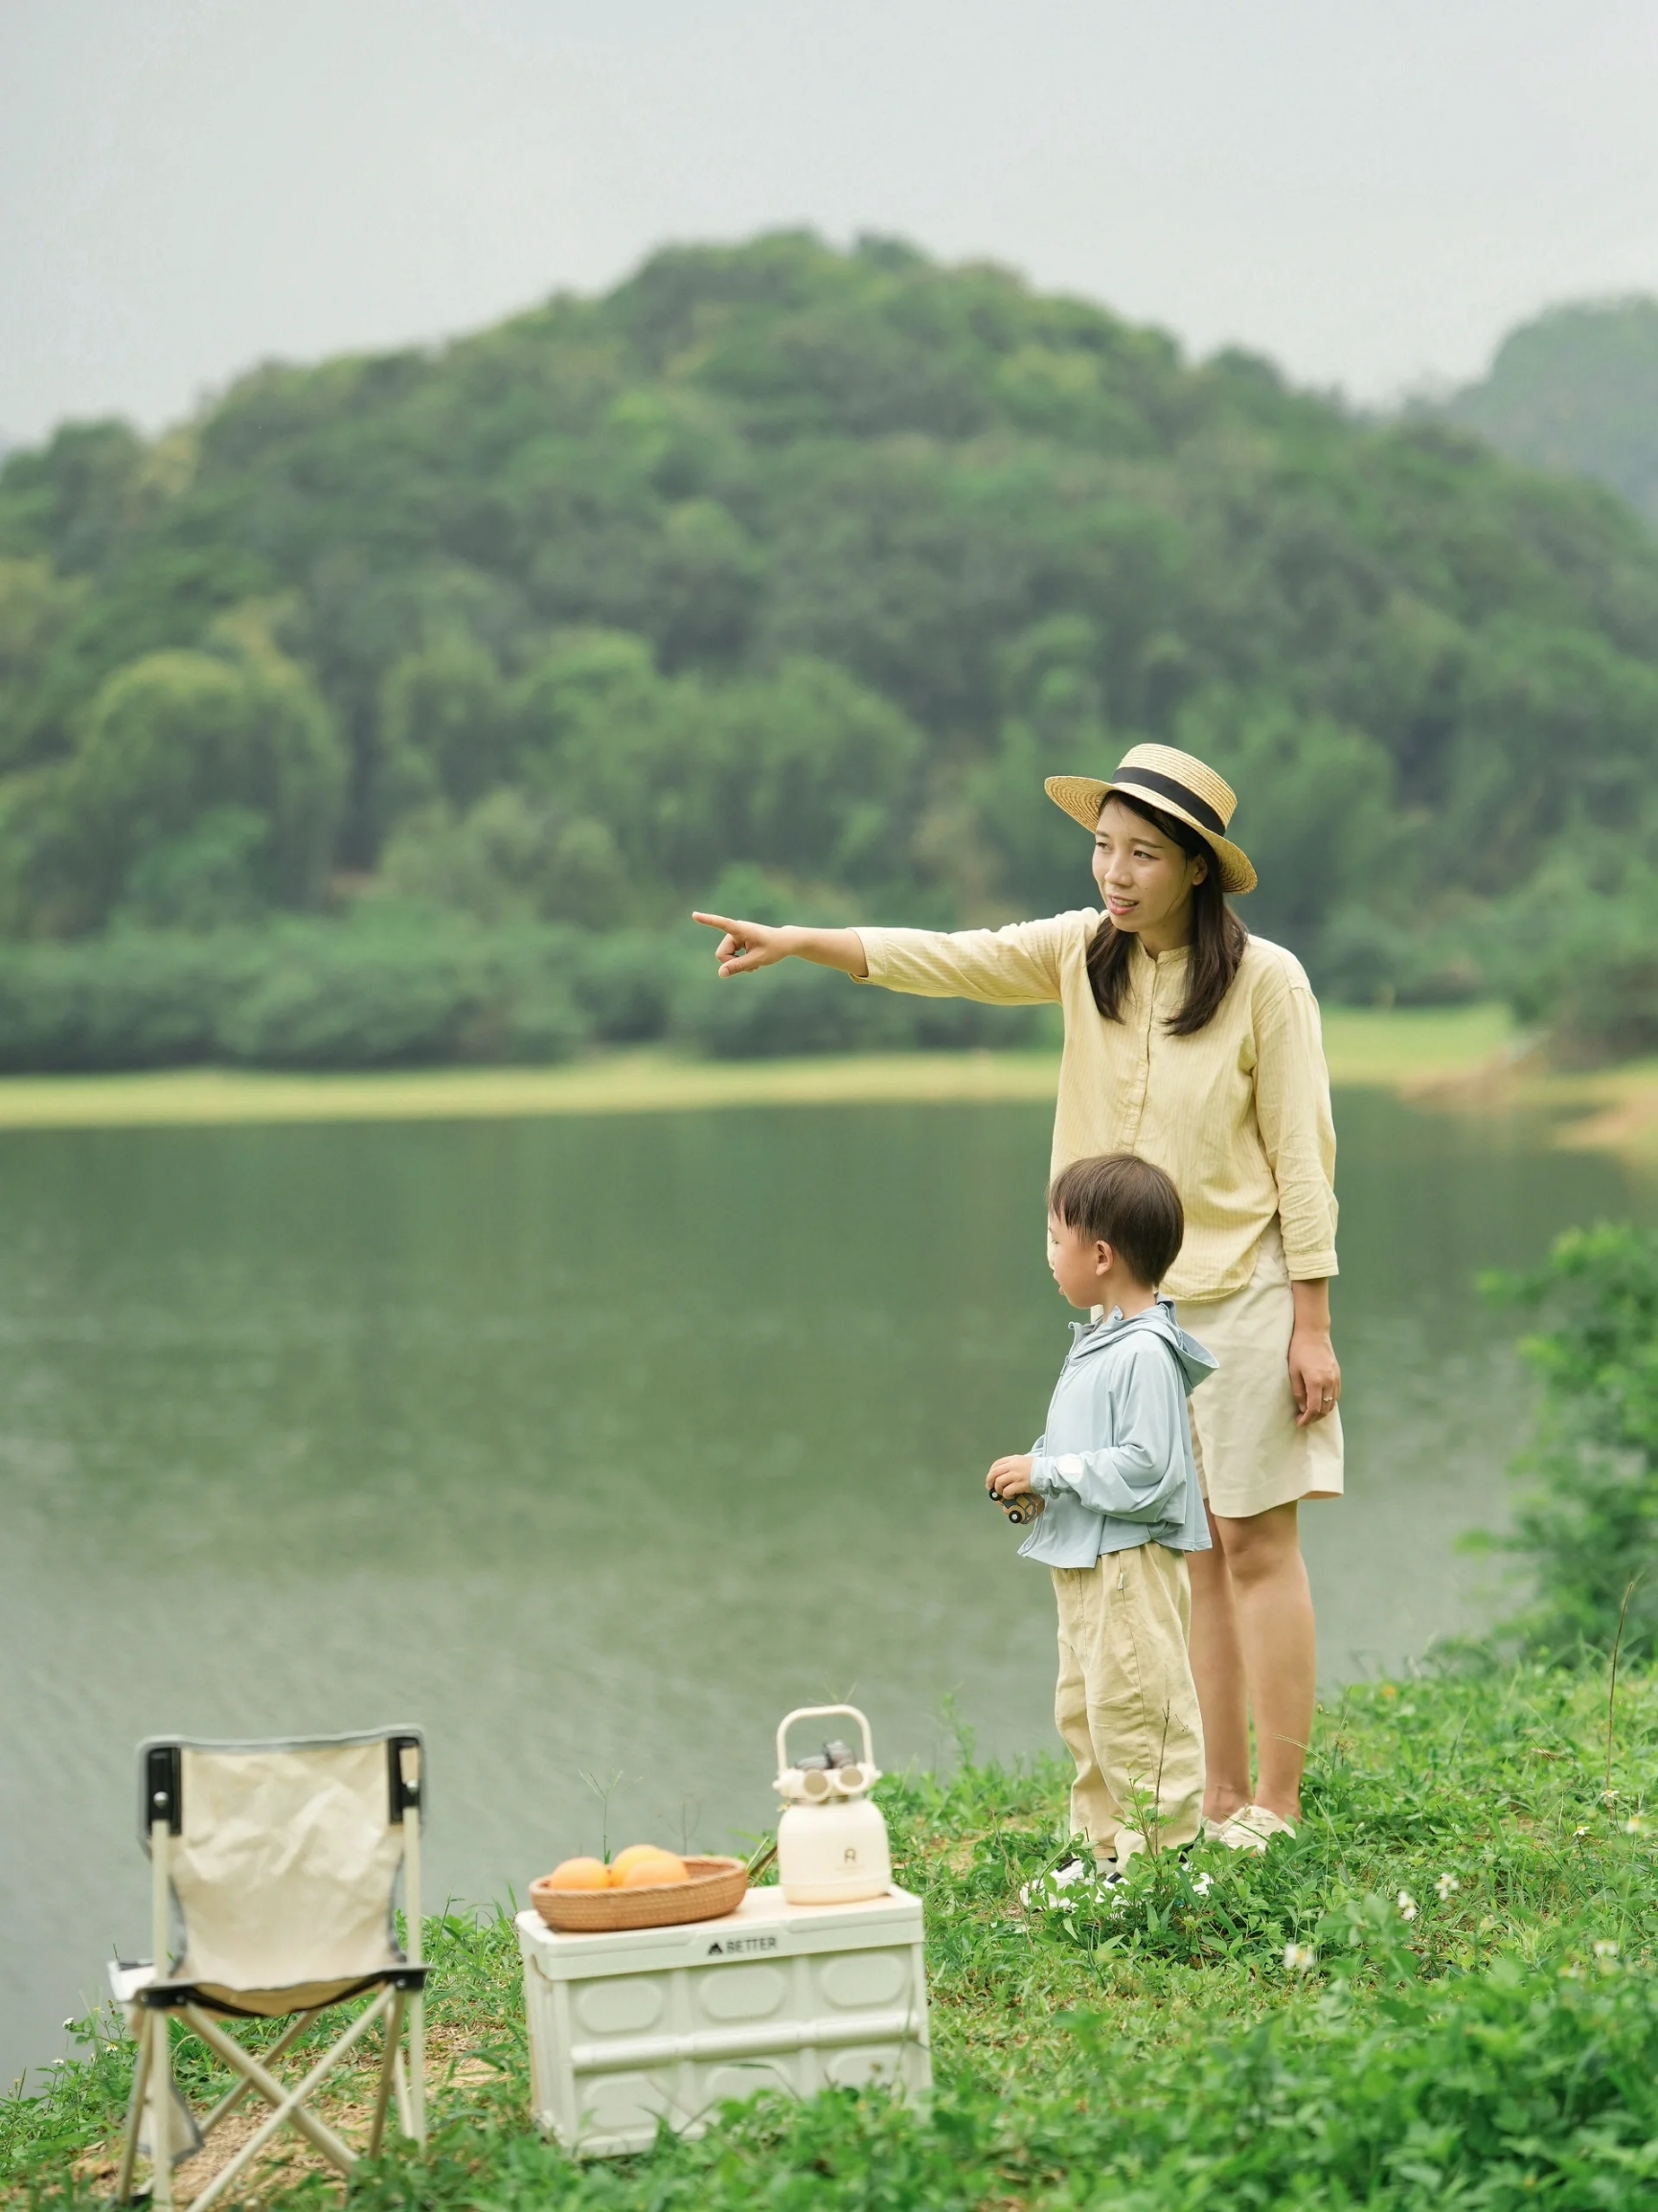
529,1856,749,1934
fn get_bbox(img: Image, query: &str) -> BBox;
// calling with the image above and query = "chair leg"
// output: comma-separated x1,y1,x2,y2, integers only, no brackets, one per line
408,1989,426,2144
366,1991,406,2158
146,1817,173,2206
181,2039,378,2212
110,2022,153,2206
195,2009,317,2139
180,2002,372,2181
148,2012,173,2209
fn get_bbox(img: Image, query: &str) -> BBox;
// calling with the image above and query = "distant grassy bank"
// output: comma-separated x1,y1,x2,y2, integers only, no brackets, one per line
10,1668,1658,2206
0,1002,1522,1134
1508,1056,1658,1167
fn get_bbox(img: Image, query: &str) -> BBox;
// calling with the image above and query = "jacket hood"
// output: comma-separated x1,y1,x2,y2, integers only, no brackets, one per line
1067,1297,1217,1396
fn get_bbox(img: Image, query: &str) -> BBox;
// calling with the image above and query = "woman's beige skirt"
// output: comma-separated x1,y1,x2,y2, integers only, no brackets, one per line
1173,1220,1343,1519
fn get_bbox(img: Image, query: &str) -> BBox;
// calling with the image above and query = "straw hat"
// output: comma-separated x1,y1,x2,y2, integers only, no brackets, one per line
1045,743,1257,895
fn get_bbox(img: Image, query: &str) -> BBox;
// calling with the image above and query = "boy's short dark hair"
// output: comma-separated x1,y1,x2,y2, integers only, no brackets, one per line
1048,1153,1184,1288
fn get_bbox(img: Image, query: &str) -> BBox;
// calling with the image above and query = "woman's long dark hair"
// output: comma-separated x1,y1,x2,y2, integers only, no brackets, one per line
1084,794,1248,1037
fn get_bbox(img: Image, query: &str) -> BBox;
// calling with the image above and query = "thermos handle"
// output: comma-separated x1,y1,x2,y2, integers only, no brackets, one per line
777,1704,875,1774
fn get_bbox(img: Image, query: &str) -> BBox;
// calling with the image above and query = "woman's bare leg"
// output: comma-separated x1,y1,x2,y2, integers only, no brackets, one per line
1187,1504,1252,1824
1211,1501,1316,1823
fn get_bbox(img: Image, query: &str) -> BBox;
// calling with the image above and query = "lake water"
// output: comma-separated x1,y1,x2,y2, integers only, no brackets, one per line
0,1085,1647,2089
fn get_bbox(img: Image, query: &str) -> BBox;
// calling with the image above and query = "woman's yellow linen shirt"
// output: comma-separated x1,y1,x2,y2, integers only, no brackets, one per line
854,909,1337,1305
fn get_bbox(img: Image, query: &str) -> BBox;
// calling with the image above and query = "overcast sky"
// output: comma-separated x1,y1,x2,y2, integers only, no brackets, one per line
3,0,1655,447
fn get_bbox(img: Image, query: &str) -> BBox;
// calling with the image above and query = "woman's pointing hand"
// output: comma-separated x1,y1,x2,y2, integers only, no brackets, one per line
693,913,794,976
692,914,871,980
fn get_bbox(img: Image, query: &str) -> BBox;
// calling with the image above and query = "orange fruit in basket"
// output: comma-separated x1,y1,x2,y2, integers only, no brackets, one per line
610,1844,681,1881
614,1848,689,1887
542,1857,610,1890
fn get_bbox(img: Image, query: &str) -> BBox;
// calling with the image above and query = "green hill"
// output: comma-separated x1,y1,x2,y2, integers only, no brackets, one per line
1,233,1656,1067
1442,297,1658,532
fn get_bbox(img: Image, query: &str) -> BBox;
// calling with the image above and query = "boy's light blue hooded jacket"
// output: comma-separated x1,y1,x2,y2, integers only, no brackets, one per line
1019,1299,1217,1569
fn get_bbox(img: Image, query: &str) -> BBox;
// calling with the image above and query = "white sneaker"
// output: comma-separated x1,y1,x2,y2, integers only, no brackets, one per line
1218,1805,1297,1853
1019,1856,1121,1908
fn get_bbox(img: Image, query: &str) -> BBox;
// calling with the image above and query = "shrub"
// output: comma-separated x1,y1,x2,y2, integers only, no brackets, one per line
0,932,255,1071
1555,948,1658,1064
0,924,595,1072
671,956,909,1059
1481,1222,1658,1658
214,933,495,1069
567,929,694,1042
1063,1945,1658,2205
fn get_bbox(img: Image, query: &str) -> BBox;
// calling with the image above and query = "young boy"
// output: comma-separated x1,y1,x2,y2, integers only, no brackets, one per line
986,1152,1215,1891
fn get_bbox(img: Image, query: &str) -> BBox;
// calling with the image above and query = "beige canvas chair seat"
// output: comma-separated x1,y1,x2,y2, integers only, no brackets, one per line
114,1961,418,2021
108,1727,427,2211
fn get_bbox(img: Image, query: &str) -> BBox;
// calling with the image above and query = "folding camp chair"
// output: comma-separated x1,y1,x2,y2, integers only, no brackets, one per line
107,1727,427,2210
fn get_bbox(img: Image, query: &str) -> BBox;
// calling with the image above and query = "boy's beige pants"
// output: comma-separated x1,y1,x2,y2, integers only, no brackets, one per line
1052,1542,1205,1862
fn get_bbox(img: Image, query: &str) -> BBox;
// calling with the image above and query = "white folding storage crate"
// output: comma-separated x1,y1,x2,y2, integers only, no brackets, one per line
517,1883,930,2156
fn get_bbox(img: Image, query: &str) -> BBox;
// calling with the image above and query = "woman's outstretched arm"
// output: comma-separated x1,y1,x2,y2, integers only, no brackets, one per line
693,913,869,979
694,909,1075,1005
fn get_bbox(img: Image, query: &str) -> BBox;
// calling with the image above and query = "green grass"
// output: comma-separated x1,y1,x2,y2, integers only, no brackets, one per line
0,1004,1516,1132
10,1663,1658,2207
1319,999,1517,1084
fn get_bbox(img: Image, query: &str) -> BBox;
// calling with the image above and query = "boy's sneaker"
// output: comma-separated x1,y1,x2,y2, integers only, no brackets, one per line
1019,1840,1200,1908
1019,1857,1123,1909
1218,1805,1297,1853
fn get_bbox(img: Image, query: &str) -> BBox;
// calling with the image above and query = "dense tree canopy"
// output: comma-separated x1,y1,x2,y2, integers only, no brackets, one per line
1442,297,1658,531
1,233,1656,1058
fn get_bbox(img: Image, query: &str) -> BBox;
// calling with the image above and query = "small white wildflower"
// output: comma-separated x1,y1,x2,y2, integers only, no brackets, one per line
1574,1826,1591,1839
1283,1941,1317,1973
1436,1872,1460,1902
1624,1814,1646,1836
1192,1870,1215,1897
1593,1939,1620,1960
1397,1889,1419,1923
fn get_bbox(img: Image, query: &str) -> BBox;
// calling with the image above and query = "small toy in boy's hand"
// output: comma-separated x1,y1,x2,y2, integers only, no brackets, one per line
987,1450,1043,1524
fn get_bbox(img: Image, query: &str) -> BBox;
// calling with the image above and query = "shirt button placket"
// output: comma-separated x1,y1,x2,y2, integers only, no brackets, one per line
1123,960,1153,1147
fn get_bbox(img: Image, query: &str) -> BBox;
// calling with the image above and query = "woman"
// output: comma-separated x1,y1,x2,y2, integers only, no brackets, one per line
694,743,1341,1846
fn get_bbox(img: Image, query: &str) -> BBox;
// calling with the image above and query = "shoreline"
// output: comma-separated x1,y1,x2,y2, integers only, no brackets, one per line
0,1004,1647,1163
0,1050,1068,1131
0,1004,1512,1133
